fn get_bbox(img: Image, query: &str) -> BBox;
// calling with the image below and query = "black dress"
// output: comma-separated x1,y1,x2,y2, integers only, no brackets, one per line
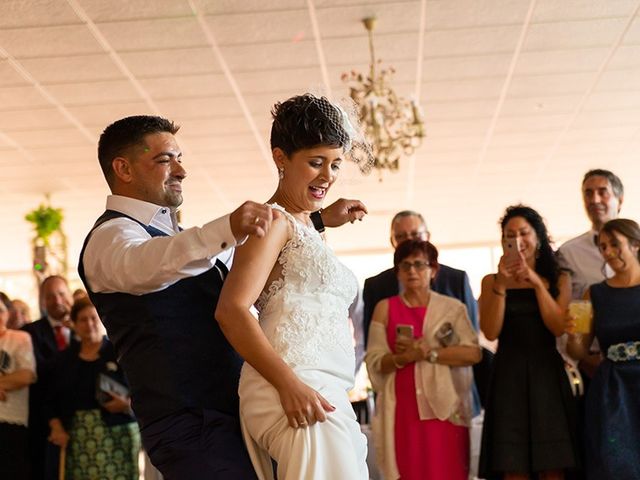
479,289,579,477
585,282,640,479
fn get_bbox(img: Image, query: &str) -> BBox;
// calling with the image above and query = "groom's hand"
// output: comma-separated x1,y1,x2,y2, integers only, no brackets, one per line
229,201,279,240
321,198,367,228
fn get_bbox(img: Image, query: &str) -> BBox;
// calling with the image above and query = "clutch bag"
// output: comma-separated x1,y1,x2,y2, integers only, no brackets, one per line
96,373,129,405
435,322,459,347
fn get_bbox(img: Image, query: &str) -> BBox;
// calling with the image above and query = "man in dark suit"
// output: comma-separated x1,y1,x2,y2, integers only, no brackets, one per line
363,211,490,411
22,275,76,480
363,210,478,342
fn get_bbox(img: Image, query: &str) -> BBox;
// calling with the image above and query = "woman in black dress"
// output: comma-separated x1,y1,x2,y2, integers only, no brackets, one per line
567,218,640,479
479,205,579,479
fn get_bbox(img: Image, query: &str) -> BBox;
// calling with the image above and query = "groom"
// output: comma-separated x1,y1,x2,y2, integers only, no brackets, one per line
79,115,366,479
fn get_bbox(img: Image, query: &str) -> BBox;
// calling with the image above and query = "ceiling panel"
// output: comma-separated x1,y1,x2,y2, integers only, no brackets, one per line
0,108,72,131
206,10,313,45
0,86,51,109
77,0,194,22
0,0,80,28
423,25,522,57
120,48,221,77
139,73,233,98
96,17,207,51
317,2,422,37
0,60,30,87
44,80,142,105
19,54,125,84
533,0,638,22
0,25,103,58
1,0,640,280
524,18,629,51
220,41,320,71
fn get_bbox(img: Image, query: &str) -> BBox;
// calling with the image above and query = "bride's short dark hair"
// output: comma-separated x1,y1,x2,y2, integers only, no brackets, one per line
270,93,349,156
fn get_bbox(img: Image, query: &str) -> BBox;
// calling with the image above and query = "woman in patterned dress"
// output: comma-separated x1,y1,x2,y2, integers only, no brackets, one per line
46,297,140,480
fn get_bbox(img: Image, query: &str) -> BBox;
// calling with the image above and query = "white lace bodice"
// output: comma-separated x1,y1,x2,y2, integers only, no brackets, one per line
255,204,358,376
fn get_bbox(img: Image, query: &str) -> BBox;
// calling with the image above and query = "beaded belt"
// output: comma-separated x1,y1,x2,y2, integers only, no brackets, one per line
607,341,640,362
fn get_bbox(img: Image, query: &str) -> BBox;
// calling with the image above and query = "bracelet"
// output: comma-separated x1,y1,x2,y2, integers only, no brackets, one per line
391,355,404,369
492,274,506,296
492,286,506,297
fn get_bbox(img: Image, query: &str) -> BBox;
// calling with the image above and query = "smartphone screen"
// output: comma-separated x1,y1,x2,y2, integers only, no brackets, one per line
396,324,414,338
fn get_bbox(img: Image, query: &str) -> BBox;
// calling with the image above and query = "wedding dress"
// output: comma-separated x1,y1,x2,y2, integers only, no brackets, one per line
238,204,369,480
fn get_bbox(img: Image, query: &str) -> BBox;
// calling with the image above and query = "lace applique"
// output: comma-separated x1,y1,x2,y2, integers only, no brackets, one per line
254,203,358,367
273,303,354,368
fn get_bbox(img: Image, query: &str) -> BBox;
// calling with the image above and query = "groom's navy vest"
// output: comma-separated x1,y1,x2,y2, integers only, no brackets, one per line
78,210,243,428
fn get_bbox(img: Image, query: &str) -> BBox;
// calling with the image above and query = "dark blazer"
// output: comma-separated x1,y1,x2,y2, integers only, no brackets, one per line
21,317,80,418
45,337,134,428
21,317,79,480
362,263,479,346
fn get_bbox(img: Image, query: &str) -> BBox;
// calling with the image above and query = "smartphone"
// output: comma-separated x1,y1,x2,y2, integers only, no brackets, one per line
502,237,521,262
396,324,414,338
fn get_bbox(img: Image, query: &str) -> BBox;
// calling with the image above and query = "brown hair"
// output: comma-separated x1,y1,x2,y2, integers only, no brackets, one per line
600,218,640,267
393,239,439,273
70,297,95,323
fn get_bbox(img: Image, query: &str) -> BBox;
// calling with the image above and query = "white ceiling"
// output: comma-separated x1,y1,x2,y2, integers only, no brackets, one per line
2,0,640,275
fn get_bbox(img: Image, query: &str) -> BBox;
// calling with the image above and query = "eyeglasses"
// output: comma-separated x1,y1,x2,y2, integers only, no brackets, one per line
398,260,430,272
393,230,428,244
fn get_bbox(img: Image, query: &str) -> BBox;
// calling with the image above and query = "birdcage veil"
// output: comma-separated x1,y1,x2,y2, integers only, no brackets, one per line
307,92,375,175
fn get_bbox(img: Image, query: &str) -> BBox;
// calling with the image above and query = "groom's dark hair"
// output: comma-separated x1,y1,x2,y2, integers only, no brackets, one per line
270,93,348,156
98,115,180,188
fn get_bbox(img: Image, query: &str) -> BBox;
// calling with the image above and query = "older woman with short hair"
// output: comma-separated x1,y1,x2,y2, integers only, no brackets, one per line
366,239,481,480
46,297,140,480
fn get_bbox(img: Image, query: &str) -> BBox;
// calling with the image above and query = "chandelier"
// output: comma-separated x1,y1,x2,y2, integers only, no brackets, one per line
342,17,425,175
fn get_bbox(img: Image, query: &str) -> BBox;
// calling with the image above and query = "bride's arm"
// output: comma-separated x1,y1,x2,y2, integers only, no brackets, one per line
216,215,335,428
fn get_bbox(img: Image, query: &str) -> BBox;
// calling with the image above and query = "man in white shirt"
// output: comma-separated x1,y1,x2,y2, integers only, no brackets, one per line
556,169,623,480
80,115,365,479
558,170,623,375
558,169,623,300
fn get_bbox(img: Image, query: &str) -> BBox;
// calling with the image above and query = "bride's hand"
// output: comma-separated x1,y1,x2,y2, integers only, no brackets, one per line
277,379,336,428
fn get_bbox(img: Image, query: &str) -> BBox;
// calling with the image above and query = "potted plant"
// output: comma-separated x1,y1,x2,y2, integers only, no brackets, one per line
25,199,67,276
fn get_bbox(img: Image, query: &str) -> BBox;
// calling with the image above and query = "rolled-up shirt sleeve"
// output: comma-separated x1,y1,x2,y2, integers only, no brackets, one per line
84,214,236,295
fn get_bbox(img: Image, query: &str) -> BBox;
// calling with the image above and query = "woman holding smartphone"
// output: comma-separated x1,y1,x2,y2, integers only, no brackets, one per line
366,239,481,480
479,205,579,480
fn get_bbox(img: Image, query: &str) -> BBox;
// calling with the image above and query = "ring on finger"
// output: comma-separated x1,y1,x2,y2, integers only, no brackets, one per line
253,216,260,224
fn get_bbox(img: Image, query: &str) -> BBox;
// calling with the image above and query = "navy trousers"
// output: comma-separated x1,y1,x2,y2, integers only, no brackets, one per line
142,408,258,480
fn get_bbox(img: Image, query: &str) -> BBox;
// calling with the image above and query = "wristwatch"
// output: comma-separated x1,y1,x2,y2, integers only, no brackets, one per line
427,349,439,364
310,210,325,233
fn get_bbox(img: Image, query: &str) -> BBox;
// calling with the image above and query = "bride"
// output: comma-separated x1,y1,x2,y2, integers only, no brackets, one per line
216,93,369,480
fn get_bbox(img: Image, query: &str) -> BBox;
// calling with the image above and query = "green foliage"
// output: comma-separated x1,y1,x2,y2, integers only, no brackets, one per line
25,204,64,244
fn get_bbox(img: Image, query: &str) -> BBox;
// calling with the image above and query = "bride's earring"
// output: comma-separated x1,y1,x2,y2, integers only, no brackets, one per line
278,167,284,180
